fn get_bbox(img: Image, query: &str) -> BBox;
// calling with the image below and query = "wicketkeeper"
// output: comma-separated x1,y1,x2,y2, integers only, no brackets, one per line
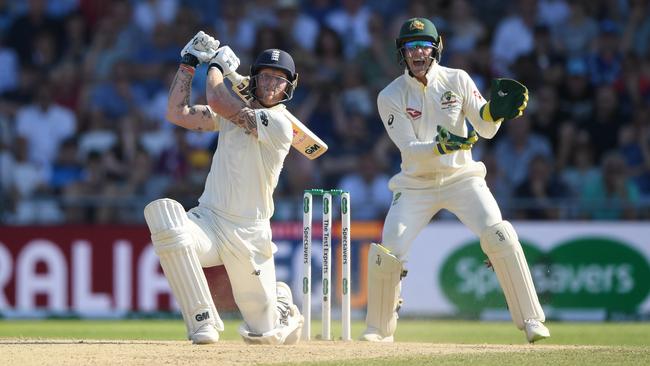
361,18,550,343
144,31,303,345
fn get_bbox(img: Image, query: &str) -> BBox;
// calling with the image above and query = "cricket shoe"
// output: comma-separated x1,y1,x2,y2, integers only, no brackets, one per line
276,281,303,344
359,327,394,342
191,323,219,344
524,319,550,343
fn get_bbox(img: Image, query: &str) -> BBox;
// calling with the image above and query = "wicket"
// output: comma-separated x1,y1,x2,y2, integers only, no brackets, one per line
302,189,351,341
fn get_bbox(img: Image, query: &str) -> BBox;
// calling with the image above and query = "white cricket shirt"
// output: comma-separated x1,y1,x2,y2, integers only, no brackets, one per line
198,104,293,220
378,62,502,190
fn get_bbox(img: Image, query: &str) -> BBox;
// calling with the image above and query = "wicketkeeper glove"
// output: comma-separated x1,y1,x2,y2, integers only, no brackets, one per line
479,78,529,123
209,46,240,77
433,126,479,156
180,31,220,67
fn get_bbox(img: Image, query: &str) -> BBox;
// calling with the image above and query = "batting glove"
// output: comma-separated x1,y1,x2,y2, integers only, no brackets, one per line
180,31,220,67
433,126,478,156
480,78,529,123
209,46,240,78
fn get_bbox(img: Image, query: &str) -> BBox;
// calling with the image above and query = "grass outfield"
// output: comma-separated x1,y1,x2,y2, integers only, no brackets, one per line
1,319,649,365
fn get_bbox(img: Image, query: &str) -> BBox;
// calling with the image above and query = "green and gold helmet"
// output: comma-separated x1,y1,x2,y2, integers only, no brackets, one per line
396,17,443,64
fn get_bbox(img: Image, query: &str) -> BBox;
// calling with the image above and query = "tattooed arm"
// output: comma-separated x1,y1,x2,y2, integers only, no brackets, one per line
206,66,258,137
165,65,219,132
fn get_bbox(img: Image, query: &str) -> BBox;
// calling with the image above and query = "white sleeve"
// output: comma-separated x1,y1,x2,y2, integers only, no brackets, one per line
459,70,501,139
255,109,292,150
377,90,437,160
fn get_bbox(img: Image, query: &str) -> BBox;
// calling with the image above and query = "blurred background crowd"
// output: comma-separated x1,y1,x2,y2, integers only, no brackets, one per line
0,0,648,225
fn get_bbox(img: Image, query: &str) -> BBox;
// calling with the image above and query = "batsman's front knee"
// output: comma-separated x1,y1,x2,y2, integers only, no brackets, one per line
144,198,193,253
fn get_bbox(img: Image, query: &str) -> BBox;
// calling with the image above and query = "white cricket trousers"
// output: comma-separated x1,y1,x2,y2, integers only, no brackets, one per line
185,205,278,334
382,176,503,260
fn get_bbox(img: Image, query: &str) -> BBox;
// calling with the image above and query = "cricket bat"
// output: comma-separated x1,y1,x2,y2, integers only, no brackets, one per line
228,72,328,160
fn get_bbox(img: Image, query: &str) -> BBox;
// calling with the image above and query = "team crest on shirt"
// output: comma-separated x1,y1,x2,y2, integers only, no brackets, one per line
440,91,460,111
406,107,422,120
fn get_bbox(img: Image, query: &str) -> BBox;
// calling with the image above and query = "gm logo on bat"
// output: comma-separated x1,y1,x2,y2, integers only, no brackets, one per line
305,144,321,154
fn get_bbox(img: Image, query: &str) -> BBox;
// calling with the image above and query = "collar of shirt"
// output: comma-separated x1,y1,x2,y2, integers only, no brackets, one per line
404,61,440,88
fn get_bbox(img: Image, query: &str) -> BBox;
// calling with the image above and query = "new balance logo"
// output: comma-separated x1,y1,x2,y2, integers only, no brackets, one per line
260,112,269,126
195,311,210,321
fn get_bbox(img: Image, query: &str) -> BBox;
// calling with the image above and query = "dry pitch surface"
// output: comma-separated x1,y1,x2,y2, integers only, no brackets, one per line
1,339,605,366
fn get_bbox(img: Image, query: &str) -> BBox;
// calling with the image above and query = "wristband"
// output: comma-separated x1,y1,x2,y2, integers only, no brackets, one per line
180,53,199,68
208,62,224,75
179,63,195,75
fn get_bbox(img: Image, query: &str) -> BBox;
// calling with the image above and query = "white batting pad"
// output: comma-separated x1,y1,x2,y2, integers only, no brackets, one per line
363,243,405,340
480,221,545,329
144,199,224,339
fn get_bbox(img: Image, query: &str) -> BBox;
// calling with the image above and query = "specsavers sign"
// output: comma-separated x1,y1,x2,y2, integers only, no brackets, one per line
401,222,650,320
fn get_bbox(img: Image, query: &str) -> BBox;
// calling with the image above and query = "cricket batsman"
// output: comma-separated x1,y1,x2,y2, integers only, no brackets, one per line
361,18,550,343
143,31,303,345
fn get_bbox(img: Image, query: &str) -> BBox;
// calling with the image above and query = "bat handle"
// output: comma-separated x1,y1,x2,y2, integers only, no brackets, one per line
227,72,247,85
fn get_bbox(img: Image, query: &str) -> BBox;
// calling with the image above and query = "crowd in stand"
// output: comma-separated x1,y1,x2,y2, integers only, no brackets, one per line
0,0,648,224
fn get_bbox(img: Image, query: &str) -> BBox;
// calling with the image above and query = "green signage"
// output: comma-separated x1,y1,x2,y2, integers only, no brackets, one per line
440,238,650,315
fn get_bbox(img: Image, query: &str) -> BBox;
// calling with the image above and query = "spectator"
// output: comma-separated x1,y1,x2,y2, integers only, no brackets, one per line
133,0,179,36
78,110,118,160
580,85,623,161
622,0,650,57
490,0,537,75
530,25,565,86
483,149,514,216
15,82,76,175
339,152,392,220
618,108,650,198
274,0,320,52
304,0,337,25
60,11,90,64
0,0,15,32
89,60,147,120
557,57,594,124
0,34,19,93
587,20,624,86
50,61,83,112
50,137,83,193
213,0,257,57
551,1,598,58
514,154,570,220
530,85,562,148
494,114,553,188
325,0,372,59
561,132,599,198
354,12,401,94
537,0,570,28
581,151,641,220
5,0,64,65
447,0,486,55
